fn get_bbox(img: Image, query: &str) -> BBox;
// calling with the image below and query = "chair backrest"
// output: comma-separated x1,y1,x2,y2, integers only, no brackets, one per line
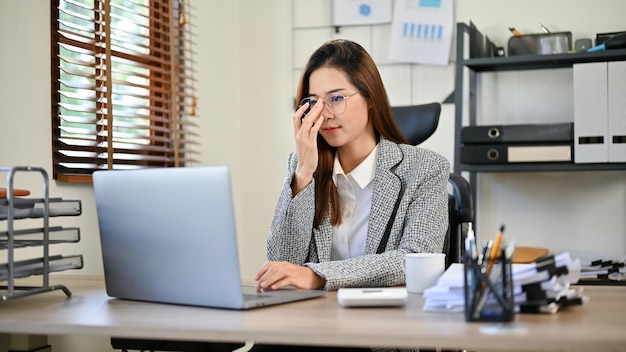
392,103,474,268
392,102,441,145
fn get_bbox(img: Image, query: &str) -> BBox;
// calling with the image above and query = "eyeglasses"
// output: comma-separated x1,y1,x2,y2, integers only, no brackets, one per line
299,92,359,117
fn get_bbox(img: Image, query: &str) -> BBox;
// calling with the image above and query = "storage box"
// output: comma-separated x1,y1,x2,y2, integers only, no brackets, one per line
508,32,572,56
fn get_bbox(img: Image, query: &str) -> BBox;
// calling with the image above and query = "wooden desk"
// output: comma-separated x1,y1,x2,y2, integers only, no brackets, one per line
0,275,624,351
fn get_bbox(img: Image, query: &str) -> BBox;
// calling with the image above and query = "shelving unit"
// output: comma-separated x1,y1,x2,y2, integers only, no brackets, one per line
453,22,626,192
1,166,83,300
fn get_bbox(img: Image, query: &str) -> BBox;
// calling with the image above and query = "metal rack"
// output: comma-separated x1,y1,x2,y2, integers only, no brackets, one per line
1,166,83,300
453,22,626,236
453,22,626,175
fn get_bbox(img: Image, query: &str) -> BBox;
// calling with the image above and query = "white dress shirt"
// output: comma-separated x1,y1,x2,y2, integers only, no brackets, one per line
330,144,378,260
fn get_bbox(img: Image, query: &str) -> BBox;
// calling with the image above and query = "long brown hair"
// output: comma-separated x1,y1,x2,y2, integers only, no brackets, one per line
295,40,408,228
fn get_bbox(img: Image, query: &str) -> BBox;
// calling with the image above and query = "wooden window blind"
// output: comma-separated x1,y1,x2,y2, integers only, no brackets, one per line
51,0,199,182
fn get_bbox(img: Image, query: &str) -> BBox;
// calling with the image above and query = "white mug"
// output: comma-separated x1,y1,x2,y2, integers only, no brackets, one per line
404,253,446,293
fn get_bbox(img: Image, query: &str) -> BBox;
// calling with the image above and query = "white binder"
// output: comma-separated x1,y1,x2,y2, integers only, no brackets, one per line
573,62,608,163
608,61,626,163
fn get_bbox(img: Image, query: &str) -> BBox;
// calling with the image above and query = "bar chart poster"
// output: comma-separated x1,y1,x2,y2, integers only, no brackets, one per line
388,0,454,65
333,0,392,26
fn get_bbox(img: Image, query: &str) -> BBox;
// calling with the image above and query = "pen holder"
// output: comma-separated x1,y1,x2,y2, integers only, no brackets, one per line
463,251,514,322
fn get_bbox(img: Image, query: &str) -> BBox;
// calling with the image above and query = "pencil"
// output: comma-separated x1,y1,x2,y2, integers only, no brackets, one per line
509,27,522,36
486,225,505,275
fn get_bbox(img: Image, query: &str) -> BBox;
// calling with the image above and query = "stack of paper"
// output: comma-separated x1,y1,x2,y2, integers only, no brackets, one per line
423,252,587,314
579,257,625,281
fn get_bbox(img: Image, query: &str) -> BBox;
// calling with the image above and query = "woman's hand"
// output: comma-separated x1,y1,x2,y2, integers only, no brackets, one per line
255,261,325,291
291,100,325,195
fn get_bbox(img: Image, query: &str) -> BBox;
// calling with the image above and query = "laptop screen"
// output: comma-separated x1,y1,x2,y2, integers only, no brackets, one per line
93,166,246,308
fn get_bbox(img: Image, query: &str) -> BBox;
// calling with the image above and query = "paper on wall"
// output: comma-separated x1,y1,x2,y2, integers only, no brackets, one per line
388,0,454,65
333,0,392,26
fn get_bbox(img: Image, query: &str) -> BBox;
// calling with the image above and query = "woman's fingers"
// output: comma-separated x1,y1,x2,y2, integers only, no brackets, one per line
256,263,288,291
292,103,309,135
293,100,324,185
255,261,323,291
295,100,324,136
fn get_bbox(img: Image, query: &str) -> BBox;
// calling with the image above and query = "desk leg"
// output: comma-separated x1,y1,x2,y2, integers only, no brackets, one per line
0,334,50,352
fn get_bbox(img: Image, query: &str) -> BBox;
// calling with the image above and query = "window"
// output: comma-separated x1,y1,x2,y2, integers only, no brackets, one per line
51,0,199,182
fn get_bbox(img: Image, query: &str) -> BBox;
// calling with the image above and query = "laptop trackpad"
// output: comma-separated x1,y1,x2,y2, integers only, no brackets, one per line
240,284,326,306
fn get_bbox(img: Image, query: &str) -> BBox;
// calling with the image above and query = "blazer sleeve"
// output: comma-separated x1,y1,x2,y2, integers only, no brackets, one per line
265,152,318,264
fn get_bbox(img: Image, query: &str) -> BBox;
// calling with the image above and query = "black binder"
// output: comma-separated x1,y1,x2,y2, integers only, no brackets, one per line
461,144,572,164
461,123,573,144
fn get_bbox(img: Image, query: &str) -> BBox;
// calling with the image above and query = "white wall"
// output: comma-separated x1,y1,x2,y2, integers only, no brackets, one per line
0,1,625,351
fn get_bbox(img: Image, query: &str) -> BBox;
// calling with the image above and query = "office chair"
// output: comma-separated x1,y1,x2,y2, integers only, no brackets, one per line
393,103,474,267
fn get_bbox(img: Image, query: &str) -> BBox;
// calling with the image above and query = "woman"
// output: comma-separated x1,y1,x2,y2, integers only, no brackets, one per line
255,39,449,294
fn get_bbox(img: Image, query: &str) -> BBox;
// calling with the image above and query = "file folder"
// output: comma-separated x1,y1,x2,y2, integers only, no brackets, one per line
461,123,573,145
574,62,608,163
461,144,572,164
608,61,626,163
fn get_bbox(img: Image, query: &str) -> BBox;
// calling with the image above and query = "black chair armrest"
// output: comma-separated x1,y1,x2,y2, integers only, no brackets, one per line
448,172,473,223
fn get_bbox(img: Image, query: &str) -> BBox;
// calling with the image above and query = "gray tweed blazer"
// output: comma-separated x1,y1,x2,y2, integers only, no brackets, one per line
266,137,450,291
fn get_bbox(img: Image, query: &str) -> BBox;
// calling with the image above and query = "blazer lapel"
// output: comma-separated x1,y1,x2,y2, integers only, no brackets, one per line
312,139,403,260
366,139,403,254
313,217,334,261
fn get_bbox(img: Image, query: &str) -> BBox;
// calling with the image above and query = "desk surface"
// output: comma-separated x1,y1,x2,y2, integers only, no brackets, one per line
1,275,625,352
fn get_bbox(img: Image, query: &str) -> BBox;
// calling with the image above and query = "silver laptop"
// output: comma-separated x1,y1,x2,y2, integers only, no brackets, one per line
93,166,326,309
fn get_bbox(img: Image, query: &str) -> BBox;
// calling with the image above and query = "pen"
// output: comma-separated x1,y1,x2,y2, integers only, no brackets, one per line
481,240,493,271
472,259,509,319
509,27,522,36
476,240,488,268
476,239,493,295
486,225,505,275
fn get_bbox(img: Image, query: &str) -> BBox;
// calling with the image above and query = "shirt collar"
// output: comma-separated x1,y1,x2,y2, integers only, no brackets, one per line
332,144,378,189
